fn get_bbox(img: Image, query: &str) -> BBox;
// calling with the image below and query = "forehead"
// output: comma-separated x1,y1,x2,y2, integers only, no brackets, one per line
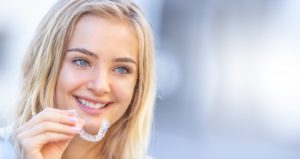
68,14,139,62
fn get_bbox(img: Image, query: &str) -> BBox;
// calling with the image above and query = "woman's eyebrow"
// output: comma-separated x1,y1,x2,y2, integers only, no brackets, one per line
113,57,137,65
66,48,137,65
66,48,98,59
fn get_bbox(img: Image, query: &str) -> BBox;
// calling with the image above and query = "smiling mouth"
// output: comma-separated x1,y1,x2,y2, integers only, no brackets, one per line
76,96,109,109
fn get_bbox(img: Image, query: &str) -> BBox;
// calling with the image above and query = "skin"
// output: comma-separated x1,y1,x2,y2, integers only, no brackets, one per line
17,15,138,159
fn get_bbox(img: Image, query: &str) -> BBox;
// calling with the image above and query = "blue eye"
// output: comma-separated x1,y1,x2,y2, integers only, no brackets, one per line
115,67,129,74
72,59,90,67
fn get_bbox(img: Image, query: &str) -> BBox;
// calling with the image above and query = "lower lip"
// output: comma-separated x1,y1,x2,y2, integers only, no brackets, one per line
75,97,109,115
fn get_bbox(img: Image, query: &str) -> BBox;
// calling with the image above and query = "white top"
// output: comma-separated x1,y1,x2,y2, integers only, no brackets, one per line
0,127,16,159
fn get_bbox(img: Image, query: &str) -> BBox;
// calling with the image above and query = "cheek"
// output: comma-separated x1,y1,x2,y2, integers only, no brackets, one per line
113,77,136,103
111,77,136,115
55,65,85,108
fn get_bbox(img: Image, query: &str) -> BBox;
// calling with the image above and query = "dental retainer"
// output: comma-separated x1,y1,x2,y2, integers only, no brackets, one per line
79,119,110,142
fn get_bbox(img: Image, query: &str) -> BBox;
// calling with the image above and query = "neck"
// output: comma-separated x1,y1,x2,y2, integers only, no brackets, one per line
62,135,103,159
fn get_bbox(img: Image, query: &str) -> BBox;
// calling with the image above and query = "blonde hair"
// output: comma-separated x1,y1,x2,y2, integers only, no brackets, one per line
14,0,156,158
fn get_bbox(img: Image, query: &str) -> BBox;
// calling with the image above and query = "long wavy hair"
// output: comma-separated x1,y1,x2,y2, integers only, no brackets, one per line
13,0,156,158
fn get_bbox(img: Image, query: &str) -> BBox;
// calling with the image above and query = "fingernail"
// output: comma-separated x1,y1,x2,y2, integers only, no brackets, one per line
67,109,77,113
68,117,78,122
67,109,77,116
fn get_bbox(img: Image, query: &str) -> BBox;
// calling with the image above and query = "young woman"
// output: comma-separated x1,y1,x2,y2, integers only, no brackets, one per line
0,0,156,158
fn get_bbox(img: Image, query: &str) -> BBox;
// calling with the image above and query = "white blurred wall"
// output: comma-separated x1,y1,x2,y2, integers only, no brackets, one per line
151,0,300,158
204,0,300,142
0,0,58,125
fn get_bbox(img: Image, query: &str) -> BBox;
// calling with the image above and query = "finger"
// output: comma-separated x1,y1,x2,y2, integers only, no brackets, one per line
18,121,82,140
17,108,78,133
39,132,74,144
20,132,74,152
37,107,78,117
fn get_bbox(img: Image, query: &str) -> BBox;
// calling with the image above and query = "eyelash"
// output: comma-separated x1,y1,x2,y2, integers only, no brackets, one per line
72,58,90,67
71,58,132,74
114,66,131,74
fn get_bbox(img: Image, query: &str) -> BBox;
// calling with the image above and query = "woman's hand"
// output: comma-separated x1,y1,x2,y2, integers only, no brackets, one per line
16,108,84,159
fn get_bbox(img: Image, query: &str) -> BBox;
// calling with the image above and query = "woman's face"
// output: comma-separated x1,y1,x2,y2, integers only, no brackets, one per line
55,15,138,134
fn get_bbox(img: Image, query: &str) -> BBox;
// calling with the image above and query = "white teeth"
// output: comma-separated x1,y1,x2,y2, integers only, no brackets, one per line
78,98,106,109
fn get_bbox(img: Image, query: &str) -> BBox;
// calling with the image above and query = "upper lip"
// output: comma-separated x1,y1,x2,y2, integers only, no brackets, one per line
75,96,111,105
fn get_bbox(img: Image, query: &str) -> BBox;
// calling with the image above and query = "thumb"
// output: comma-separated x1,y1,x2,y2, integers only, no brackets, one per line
42,137,74,159
58,118,85,151
43,119,85,158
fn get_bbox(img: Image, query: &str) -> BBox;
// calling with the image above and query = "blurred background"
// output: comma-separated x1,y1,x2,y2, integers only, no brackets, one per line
1,0,300,158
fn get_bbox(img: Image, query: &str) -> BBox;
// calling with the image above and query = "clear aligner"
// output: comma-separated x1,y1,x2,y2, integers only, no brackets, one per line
79,119,110,142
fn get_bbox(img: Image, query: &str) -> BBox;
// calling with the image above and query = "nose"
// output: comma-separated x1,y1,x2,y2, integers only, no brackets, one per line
87,69,110,95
